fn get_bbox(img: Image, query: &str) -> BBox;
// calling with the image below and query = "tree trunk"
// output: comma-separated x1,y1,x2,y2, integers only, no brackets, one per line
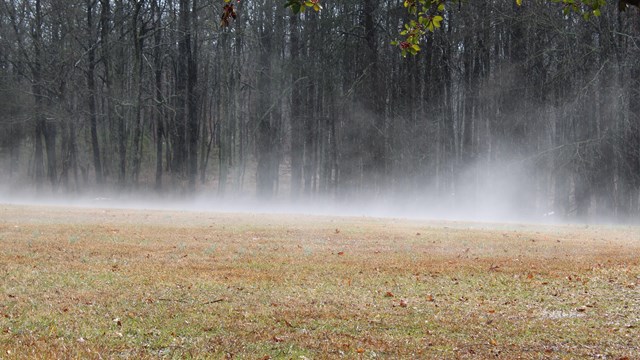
130,0,145,186
152,0,164,191
187,0,199,192
87,0,103,185
289,12,303,199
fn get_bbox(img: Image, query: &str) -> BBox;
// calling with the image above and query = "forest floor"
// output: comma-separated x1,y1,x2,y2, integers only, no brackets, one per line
0,204,639,359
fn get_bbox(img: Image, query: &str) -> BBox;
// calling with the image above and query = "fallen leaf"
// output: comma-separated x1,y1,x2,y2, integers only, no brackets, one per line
385,291,394,298
337,251,345,256
489,339,498,346
272,335,284,342
426,294,434,302
356,348,365,354
399,299,408,307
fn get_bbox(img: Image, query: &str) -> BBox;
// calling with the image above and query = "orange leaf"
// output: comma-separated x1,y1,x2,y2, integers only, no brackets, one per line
385,291,394,297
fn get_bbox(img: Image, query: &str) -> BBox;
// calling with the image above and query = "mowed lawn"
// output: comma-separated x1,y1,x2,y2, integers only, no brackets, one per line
1,204,639,359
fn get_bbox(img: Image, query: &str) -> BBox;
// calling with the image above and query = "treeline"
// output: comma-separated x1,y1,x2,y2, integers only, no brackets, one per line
0,0,639,220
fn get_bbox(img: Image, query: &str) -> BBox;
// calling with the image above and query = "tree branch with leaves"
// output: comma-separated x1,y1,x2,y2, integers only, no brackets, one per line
221,0,639,56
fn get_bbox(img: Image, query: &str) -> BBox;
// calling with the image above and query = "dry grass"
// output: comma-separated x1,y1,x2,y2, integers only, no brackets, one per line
1,204,639,359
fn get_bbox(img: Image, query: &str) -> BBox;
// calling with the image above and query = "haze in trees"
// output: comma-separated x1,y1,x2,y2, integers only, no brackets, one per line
0,0,639,223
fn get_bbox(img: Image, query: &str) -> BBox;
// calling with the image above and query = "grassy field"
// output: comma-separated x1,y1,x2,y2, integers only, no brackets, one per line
1,204,639,359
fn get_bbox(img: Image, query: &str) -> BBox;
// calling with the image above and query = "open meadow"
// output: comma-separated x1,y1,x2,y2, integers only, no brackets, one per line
1,204,639,359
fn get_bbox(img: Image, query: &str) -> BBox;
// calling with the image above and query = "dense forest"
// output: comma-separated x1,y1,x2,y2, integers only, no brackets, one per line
0,0,639,221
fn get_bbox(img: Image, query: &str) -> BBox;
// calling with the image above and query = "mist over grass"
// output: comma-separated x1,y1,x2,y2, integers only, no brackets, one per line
0,155,627,226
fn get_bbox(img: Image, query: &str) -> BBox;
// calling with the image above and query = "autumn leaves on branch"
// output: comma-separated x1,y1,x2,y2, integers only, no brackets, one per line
220,0,639,56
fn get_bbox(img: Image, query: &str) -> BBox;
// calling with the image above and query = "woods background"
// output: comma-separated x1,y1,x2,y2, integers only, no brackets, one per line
0,0,639,221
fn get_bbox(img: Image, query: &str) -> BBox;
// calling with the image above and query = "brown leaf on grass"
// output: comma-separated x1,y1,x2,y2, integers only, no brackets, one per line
385,291,394,297
399,299,408,307
426,294,434,302
527,272,534,280
272,335,284,342
337,251,345,255
489,339,498,346
356,348,365,354
335,228,340,234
